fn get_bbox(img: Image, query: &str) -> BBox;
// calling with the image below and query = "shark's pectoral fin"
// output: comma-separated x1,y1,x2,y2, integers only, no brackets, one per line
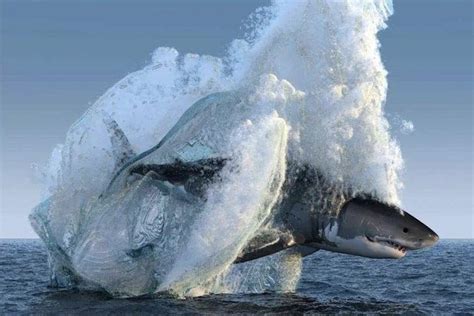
292,245,320,257
234,229,297,264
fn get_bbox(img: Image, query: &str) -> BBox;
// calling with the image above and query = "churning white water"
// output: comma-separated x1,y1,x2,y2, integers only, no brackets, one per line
33,0,404,297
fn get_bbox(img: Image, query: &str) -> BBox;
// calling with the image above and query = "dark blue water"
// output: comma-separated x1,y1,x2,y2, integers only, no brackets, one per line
1,239,472,315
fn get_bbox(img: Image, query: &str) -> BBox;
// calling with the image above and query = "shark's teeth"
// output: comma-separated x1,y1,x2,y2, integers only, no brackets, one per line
378,239,406,253
366,236,407,253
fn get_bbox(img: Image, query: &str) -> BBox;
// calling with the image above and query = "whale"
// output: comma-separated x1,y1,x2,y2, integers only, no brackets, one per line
30,90,438,297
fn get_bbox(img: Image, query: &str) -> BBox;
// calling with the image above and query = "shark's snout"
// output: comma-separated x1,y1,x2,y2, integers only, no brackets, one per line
416,231,439,249
323,198,439,259
396,209,439,250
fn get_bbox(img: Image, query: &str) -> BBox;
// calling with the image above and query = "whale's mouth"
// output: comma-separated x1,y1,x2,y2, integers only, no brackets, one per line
366,235,407,254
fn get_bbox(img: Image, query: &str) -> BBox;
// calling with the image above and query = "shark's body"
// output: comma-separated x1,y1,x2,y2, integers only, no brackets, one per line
107,90,437,259
31,91,438,297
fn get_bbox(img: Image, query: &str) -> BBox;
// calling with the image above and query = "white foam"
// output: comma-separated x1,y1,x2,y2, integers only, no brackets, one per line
159,114,289,295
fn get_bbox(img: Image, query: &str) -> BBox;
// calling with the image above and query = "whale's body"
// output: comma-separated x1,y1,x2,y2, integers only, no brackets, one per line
30,91,438,297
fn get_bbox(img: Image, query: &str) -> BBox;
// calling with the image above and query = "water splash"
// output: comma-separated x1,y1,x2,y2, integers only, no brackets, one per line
159,114,289,295
32,0,402,297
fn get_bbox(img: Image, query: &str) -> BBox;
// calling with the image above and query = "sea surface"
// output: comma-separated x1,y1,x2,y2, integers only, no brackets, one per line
1,239,472,315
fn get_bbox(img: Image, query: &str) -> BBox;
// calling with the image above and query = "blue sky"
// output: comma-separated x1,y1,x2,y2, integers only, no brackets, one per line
0,0,472,238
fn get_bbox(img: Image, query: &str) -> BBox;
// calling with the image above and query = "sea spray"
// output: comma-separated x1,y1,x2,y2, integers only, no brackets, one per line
229,0,401,203
159,113,289,296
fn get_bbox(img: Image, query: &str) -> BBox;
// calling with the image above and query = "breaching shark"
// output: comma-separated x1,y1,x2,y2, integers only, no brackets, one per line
106,91,438,262
31,90,438,297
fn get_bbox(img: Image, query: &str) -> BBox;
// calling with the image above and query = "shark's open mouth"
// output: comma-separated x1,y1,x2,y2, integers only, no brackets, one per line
366,235,407,254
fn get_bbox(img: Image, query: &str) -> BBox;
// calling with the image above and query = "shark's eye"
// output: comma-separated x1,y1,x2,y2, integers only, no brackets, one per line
403,227,409,233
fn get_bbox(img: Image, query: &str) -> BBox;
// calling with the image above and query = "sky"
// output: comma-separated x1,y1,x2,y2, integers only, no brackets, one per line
0,0,472,238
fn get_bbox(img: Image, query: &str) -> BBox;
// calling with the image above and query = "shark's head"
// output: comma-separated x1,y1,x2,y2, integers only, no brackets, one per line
315,198,439,259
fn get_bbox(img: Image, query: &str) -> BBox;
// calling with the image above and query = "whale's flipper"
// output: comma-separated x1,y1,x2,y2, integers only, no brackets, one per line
235,229,298,263
129,158,227,196
102,114,136,170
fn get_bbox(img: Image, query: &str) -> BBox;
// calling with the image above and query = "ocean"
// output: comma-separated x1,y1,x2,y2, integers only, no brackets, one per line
1,239,472,315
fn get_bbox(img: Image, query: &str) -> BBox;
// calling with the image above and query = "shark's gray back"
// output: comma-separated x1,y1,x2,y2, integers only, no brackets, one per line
269,164,350,244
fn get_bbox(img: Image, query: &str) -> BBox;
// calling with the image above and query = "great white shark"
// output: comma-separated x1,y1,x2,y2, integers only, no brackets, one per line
107,91,438,262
